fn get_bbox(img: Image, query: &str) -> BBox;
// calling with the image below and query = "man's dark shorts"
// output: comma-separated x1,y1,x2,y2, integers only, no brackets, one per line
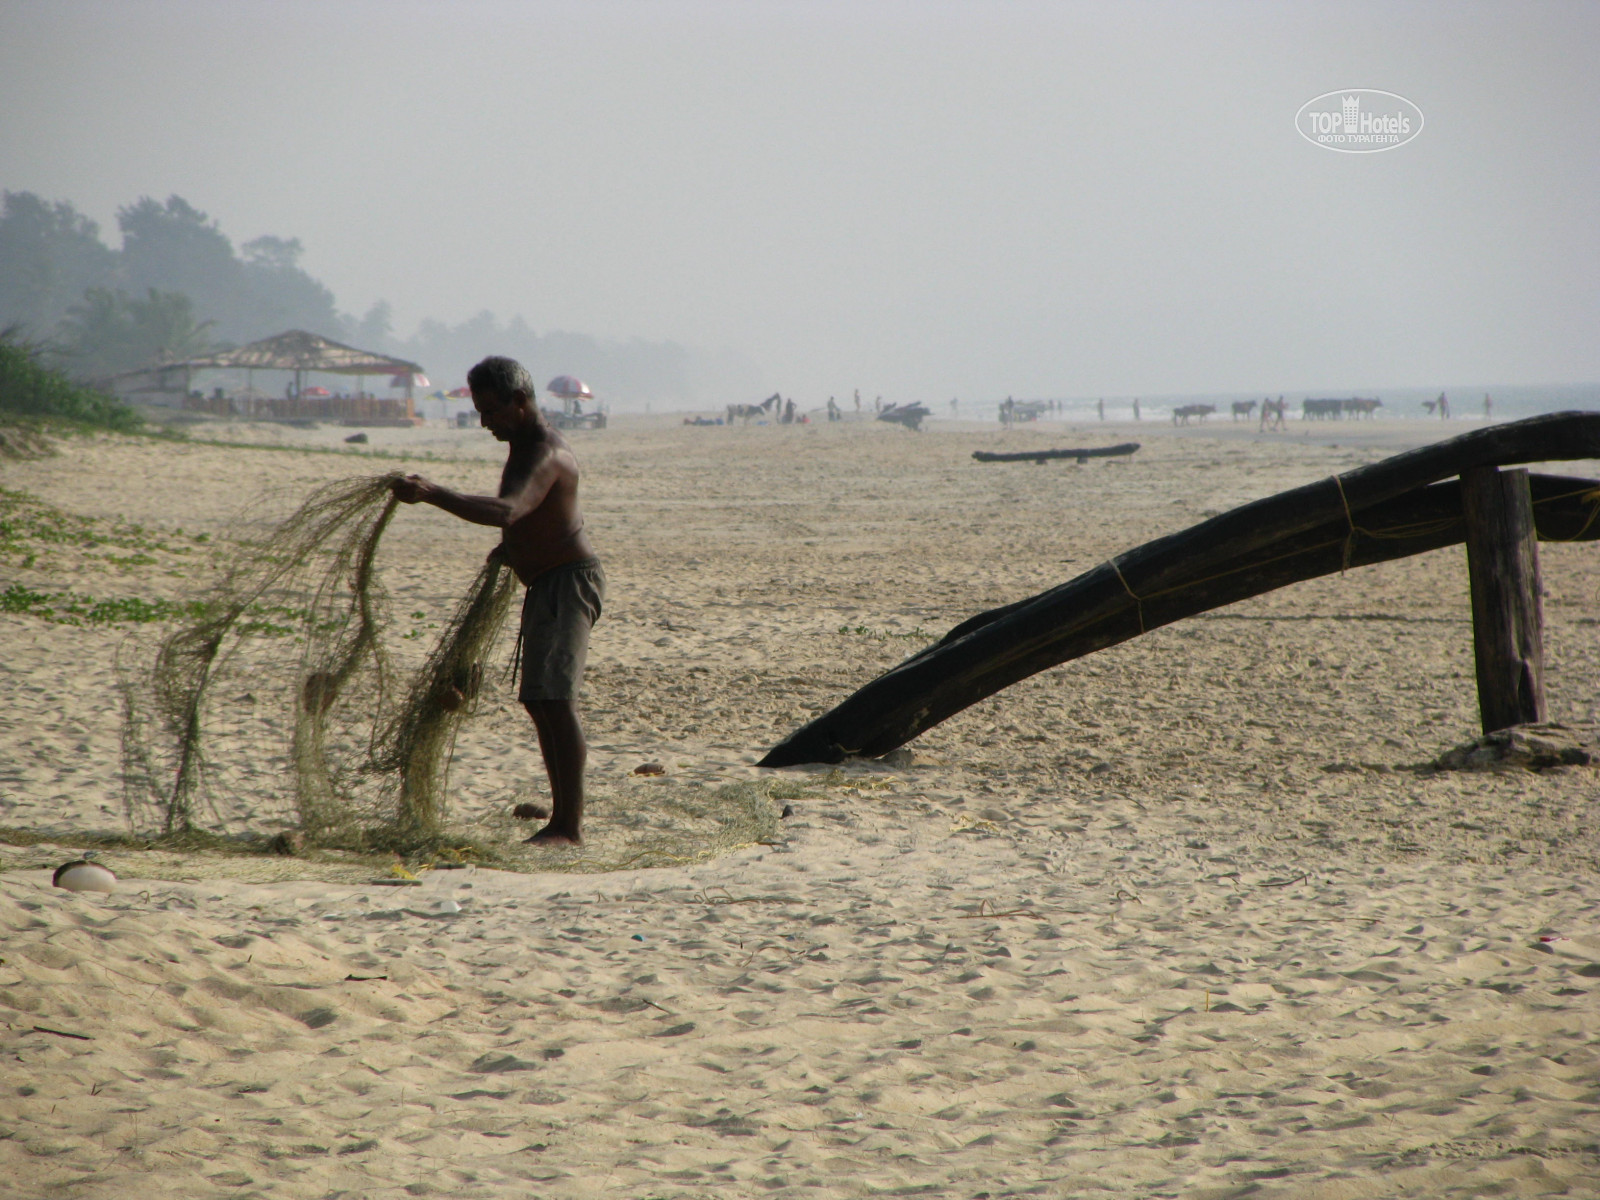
518,557,605,704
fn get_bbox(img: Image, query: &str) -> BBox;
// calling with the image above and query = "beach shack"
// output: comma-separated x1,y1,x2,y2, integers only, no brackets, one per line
108,330,428,426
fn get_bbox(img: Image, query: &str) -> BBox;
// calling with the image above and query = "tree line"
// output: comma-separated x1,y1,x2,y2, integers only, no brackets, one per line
0,191,760,406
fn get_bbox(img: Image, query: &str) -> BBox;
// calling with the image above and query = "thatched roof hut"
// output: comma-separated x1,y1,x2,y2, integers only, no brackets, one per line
109,331,429,423
190,330,422,380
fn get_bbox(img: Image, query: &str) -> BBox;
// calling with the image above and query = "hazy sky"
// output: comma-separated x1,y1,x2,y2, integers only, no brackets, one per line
3,0,1596,400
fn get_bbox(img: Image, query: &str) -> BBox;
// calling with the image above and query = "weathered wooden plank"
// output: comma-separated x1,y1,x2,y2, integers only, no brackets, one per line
1461,466,1547,732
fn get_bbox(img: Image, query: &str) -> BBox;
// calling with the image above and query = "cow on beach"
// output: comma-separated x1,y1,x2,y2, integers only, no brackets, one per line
727,394,782,424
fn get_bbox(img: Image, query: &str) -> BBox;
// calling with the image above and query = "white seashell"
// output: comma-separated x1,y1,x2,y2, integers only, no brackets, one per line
53,861,117,893
434,899,461,914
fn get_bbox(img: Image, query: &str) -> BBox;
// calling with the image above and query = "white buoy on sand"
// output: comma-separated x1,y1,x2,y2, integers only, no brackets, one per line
53,858,117,893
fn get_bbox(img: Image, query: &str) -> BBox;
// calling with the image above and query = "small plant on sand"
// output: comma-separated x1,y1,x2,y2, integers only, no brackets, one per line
0,582,307,631
0,487,211,568
0,583,205,626
836,623,935,641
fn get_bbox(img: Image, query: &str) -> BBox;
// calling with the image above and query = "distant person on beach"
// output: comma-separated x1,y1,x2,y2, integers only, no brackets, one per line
1132,397,1141,422
1437,391,1450,419
1484,393,1492,419
1097,398,1105,421
389,356,603,846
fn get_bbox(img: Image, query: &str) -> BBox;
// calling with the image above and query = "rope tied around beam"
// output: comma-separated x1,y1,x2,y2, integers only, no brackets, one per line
1106,483,1591,614
1096,478,1589,636
1331,474,1358,572
1104,486,1455,636
1327,472,1477,564
1109,556,1146,634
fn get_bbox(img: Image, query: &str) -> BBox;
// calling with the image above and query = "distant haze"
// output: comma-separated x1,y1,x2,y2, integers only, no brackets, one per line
3,0,1597,406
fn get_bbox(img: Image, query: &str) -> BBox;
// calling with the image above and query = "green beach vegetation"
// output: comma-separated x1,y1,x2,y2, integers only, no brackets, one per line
0,327,142,433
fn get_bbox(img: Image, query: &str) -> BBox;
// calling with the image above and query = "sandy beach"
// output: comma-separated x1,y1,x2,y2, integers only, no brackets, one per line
3,412,1599,1198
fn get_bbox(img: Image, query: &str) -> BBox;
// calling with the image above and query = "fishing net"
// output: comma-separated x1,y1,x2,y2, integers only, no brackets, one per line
120,473,517,854
117,472,785,874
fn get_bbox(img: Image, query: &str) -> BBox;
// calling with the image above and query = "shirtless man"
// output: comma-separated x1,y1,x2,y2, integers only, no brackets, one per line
390,356,603,845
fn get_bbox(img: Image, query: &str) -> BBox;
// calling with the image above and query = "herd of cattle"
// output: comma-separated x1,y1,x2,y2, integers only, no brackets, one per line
1172,397,1383,425
719,394,1392,428
1301,397,1383,419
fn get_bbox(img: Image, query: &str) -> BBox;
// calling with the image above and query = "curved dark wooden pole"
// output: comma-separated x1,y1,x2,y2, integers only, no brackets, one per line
760,410,1600,766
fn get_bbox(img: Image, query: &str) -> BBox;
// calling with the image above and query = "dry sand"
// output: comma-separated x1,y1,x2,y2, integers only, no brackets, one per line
2,412,1599,1197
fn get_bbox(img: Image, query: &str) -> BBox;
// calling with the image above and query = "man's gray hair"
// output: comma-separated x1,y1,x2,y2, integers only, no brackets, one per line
467,356,536,400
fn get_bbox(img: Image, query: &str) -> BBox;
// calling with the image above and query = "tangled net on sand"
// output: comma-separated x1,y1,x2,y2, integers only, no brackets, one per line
117,472,784,873
120,474,516,854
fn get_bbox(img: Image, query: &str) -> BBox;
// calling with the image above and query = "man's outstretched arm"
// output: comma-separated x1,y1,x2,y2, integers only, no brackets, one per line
390,475,512,526
391,469,557,527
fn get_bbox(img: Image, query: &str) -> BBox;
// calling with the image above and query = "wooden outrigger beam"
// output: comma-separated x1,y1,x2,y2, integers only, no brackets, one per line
761,412,1600,766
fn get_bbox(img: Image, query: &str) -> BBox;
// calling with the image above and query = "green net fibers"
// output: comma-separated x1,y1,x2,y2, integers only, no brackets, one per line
118,472,786,875
120,474,515,853
365,555,517,849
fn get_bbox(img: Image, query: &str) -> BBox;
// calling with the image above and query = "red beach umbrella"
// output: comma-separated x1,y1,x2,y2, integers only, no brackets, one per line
546,375,593,400
446,386,472,399
303,386,332,397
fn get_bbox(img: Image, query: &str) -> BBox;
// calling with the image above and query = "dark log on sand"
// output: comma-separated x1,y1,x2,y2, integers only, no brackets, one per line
760,412,1600,766
972,442,1140,465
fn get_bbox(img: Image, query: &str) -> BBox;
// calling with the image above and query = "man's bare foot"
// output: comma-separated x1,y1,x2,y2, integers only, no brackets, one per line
524,825,581,846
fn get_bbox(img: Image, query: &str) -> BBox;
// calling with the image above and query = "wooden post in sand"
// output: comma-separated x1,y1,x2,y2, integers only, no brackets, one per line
1460,466,1546,733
